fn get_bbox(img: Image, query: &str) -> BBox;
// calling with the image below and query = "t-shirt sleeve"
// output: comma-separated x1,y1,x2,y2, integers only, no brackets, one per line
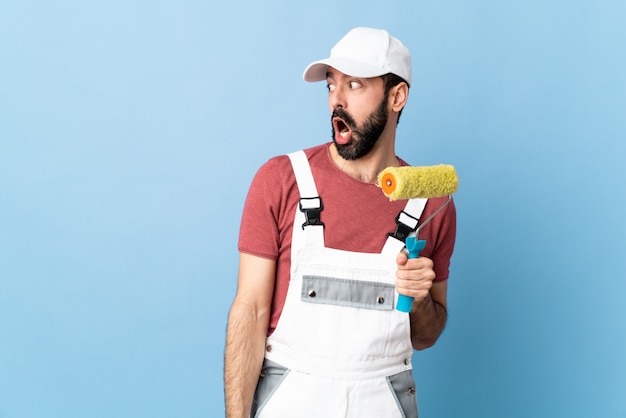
237,156,289,260
431,198,457,282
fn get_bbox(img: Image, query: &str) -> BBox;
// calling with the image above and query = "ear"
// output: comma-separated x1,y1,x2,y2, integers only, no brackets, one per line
390,82,409,113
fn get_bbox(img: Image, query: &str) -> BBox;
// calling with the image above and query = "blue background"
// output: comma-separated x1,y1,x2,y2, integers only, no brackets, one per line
1,1,625,417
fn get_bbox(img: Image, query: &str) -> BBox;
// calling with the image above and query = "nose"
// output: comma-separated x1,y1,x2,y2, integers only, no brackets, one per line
329,86,346,111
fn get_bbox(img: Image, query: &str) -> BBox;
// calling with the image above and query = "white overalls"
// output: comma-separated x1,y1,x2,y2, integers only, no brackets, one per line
251,151,427,418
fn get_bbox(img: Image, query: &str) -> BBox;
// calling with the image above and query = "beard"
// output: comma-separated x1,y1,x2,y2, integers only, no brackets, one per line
331,95,389,161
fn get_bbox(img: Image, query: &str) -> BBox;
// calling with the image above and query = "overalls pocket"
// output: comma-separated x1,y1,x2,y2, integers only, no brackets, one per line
386,369,419,418
251,359,290,418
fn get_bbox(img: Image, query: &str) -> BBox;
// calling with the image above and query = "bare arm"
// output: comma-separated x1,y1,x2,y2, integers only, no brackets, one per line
409,281,447,350
395,252,448,350
224,253,276,418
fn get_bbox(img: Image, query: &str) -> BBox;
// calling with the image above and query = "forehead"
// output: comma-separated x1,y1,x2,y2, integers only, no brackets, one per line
325,67,383,85
326,67,349,79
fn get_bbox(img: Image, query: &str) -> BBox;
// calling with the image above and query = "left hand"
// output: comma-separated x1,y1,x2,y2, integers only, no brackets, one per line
395,251,436,302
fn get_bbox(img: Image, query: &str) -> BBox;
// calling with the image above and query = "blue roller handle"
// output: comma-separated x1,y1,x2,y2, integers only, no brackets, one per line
397,236,427,313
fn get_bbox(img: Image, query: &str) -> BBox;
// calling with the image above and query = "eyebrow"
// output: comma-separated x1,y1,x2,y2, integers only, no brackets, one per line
326,70,367,82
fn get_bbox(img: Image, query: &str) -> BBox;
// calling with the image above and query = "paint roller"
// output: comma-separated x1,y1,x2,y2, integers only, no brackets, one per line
377,164,459,312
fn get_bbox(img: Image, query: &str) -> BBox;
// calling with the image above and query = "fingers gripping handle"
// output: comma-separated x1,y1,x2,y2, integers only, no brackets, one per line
397,237,427,313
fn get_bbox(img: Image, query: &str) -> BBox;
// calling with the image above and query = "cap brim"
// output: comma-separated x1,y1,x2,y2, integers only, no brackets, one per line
303,57,388,82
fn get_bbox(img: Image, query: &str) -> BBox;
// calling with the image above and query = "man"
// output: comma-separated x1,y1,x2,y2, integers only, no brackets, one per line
224,27,456,418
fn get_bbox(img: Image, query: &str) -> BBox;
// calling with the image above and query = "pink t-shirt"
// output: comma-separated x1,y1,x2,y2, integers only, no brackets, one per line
238,143,457,333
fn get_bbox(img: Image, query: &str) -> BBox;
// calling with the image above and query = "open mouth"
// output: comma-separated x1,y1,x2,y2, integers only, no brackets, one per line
333,117,352,143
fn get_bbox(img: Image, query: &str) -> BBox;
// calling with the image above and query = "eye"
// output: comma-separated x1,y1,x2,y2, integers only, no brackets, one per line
348,80,362,89
326,83,336,92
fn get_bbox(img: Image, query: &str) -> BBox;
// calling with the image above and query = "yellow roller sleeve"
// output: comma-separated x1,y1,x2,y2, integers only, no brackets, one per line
378,164,459,201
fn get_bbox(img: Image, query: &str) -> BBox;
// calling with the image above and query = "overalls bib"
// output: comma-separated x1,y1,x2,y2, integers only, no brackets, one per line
252,151,427,418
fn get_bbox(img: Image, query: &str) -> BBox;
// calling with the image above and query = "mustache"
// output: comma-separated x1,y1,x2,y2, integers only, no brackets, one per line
331,108,356,129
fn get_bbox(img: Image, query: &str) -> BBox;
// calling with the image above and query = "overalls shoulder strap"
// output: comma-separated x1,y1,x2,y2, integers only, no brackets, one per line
381,197,429,256
288,150,318,198
287,150,325,248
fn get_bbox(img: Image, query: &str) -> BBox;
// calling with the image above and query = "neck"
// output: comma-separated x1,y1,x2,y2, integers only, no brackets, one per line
328,135,400,184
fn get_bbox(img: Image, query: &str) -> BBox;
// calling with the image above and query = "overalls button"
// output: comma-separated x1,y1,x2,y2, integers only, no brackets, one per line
266,345,272,352
408,387,416,396
260,369,267,378
377,296,385,304
308,290,316,298
404,358,411,365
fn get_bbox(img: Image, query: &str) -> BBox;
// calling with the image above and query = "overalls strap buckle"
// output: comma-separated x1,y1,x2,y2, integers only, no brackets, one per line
388,210,419,242
299,197,324,229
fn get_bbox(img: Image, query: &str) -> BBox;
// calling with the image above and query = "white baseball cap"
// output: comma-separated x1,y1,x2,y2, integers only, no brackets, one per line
303,27,411,86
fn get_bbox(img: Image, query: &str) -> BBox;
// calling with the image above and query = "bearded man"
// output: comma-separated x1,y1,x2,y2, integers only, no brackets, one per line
224,27,456,418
